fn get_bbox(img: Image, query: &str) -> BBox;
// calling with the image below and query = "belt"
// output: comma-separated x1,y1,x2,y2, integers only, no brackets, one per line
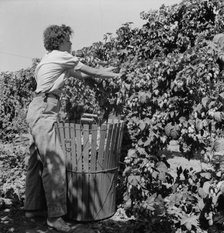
34,92,60,100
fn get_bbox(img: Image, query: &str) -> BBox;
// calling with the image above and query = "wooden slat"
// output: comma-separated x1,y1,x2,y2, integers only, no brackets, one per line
107,122,122,216
112,118,120,210
64,123,71,212
93,124,106,219
102,122,112,217
97,124,107,170
90,124,98,172
89,124,98,219
99,124,113,219
70,123,77,170
103,122,117,218
64,123,73,217
115,123,122,155
75,124,83,219
75,124,82,171
110,123,118,168
57,122,66,153
117,122,125,169
106,123,116,169
83,124,90,171
114,123,122,168
69,123,77,218
64,122,71,167
103,123,113,169
115,122,122,165
83,124,90,219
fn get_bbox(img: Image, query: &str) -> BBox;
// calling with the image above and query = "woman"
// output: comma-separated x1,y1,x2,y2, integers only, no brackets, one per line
24,24,118,232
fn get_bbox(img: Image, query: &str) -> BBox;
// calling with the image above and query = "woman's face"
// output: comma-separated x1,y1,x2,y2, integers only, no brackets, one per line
59,35,72,53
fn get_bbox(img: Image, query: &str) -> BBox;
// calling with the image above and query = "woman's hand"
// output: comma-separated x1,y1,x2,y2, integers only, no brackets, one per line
104,66,117,72
96,66,122,79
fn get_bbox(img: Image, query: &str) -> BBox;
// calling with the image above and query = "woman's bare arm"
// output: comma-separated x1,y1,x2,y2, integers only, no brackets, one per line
69,63,118,80
69,70,91,80
79,64,117,79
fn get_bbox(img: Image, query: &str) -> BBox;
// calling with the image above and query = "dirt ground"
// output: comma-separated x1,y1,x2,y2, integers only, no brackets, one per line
0,204,139,233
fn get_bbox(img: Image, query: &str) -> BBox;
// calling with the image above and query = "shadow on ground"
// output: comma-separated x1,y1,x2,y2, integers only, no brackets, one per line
0,204,147,233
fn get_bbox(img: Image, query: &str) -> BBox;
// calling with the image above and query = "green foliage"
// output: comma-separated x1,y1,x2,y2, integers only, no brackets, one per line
123,156,224,231
0,59,38,140
0,141,28,205
69,0,224,231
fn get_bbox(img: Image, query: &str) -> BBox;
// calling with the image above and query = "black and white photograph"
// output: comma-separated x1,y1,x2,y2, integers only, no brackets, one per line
2,0,224,232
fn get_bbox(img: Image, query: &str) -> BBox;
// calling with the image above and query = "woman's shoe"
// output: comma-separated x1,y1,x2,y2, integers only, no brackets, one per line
47,217,71,232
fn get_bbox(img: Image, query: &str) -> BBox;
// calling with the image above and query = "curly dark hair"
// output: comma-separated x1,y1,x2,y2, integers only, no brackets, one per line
43,24,73,51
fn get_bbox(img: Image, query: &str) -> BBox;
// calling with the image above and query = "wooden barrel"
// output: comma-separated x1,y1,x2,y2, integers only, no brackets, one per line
55,120,124,221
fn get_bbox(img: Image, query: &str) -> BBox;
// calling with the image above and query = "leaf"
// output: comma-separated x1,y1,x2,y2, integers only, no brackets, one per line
219,92,224,100
200,172,212,180
213,138,224,153
152,170,159,179
213,112,222,122
185,222,192,231
195,119,203,131
138,92,147,104
180,215,199,228
147,193,157,203
179,116,186,123
157,161,168,173
144,138,151,147
128,175,141,187
208,101,216,109
144,117,151,125
217,181,224,193
198,187,207,199
160,135,167,143
197,198,205,210
138,138,144,146
195,103,203,113
169,111,175,119
156,161,168,182
158,173,166,182
139,121,146,130
217,171,222,177
127,149,137,158
202,96,210,109
202,181,211,194
124,198,132,210
123,166,132,176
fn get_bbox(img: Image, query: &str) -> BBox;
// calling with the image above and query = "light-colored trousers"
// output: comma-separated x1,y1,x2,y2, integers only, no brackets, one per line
24,95,67,218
